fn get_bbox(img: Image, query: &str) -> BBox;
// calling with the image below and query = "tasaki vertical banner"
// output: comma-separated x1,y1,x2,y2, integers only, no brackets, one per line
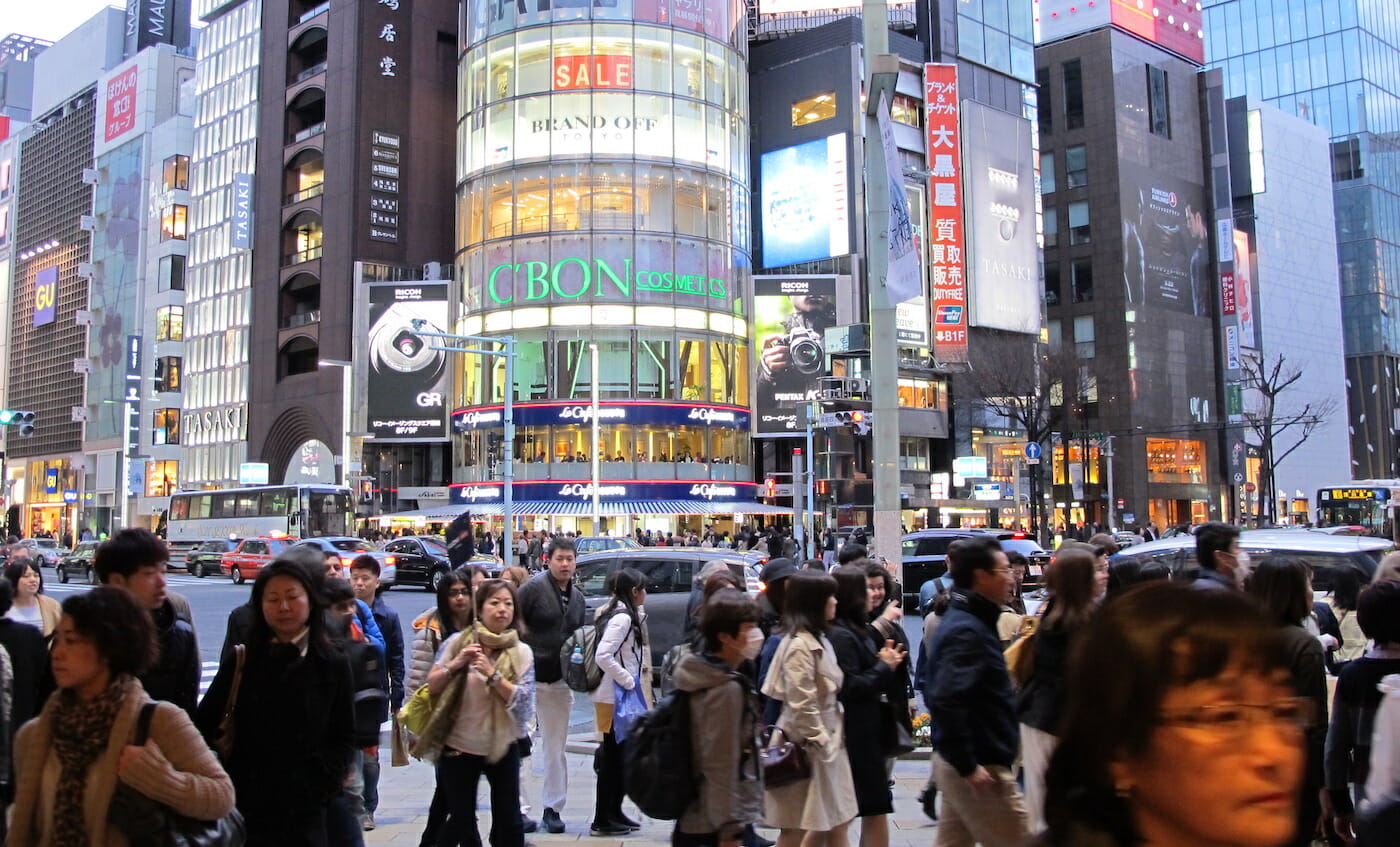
924,63,968,365
231,173,252,249
366,282,451,441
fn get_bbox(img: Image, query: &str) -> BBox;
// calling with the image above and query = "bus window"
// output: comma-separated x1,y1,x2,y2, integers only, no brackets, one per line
212,493,237,519
170,498,189,521
261,489,292,517
190,494,211,519
236,491,260,518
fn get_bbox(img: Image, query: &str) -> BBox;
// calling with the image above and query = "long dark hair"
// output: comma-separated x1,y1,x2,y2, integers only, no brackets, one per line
1247,555,1312,626
247,560,334,658
781,570,836,638
603,567,647,645
435,570,472,637
863,561,896,621
1043,546,1097,633
1045,582,1292,843
832,564,871,628
1331,565,1363,612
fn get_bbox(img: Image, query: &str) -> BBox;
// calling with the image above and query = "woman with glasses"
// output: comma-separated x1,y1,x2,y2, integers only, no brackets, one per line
1247,556,1328,847
1036,581,1310,847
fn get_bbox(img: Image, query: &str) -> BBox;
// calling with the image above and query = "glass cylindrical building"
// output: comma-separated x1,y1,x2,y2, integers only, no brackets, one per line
452,0,756,530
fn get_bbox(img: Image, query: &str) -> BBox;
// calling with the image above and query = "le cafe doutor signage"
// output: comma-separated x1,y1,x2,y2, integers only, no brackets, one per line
452,480,758,505
453,401,750,431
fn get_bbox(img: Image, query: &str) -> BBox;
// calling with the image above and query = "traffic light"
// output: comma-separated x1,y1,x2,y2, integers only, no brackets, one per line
0,411,35,437
833,409,872,436
765,478,777,498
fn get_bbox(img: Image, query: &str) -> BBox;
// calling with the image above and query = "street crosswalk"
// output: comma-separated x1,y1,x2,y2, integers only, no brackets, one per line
42,574,218,592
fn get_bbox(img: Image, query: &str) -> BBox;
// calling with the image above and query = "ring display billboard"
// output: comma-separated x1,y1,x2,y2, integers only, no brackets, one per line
1121,168,1209,316
759,134,851,268
366,282,451,441
963,102,1040,334
753,275,838,436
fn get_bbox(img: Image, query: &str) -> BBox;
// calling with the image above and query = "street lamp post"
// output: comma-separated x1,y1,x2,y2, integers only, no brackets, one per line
590,342,601,530
409,323,517,538
317,359,355,487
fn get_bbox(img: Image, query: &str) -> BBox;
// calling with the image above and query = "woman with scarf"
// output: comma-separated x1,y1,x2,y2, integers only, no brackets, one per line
417,578,535,847
197,559,355,847
11,586,234,847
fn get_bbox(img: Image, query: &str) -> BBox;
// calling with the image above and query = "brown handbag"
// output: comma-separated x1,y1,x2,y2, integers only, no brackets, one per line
760,726,811,788
214,644,246,759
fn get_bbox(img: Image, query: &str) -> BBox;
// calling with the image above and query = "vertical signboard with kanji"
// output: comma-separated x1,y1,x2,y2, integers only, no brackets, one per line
923,63,967,365
365,0,409,246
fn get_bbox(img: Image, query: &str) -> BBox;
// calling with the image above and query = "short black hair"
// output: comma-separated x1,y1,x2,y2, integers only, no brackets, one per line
947,536,1004,589
247,559,333,657
62,586,159,677
700,590,760,653
1358,580,1400,645
324,577,356,605
1194,522,1239,573
836,544,867,565
2,560,42,595
94,528,168,583
349,554,380,577
546,535,576,558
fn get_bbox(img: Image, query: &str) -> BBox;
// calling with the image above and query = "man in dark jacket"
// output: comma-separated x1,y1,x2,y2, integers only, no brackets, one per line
349,555,404,832
516,536,586,833
1193,521,1247,590
923,535,1027,847
93,529,199,717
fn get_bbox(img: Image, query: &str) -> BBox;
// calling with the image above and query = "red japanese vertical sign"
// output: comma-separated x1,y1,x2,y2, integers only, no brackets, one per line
924,63,968,365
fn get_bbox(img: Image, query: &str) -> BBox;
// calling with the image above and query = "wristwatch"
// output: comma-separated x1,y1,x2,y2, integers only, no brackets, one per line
487,671,503,687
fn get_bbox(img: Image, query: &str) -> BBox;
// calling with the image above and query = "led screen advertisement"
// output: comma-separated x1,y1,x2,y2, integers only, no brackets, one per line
753,275,838,436
963,102,1040,334
1232,228,1258,350
759,134,850,269
1036,0,1204,64
1121,167,1209,316
366,282,451,441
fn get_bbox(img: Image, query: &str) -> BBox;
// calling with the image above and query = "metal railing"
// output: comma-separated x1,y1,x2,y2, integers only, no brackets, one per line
283,309,321,328
285,182,324,204
292,62,327,84
297,1,330,24
284,246,323,265
291,122,326,144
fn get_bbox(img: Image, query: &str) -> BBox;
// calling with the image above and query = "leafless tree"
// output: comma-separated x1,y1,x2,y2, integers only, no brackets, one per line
1240,354,1339,523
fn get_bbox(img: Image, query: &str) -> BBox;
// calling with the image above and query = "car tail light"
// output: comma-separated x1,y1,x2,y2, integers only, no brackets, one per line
384,556,396,565
341,556,354,568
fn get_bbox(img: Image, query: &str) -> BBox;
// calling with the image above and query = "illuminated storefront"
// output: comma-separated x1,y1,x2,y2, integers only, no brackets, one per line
453,0,755,528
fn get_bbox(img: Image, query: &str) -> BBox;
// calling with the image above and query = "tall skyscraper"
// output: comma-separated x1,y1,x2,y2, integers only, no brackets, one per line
1204,0,1400,479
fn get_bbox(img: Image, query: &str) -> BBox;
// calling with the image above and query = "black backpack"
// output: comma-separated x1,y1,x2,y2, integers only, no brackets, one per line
343,639,388,747
622,690,697,820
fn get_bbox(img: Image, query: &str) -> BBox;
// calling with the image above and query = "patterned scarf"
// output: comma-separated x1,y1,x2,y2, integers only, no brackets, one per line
465,622,521,764
50,675,130,847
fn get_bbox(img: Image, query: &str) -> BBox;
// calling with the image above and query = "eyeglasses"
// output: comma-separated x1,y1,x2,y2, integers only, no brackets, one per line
1159,698,1314,739
447,588,471,598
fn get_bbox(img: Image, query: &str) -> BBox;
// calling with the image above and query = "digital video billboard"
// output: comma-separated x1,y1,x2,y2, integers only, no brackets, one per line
759,134,850,269
366,282,451,441
1120,168,1209,316
963,102,1039,334
753,275,837,436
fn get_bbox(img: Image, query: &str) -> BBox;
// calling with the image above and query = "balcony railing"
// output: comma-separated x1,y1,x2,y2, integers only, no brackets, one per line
298,1,330,23
291,122,326,144
292,62,327,84
285,182,325,204
284,246,323,265
283,309,321,328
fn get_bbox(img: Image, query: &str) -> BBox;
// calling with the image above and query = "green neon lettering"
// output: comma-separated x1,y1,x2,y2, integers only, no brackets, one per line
524,261,550,300
593,257,632,297
487,264,518,304
708,277,728,298
552,257,591,298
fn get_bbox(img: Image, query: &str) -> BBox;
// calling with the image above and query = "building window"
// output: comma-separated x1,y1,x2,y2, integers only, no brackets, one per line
156,305,185,341
1036,67,1051,134
897,378,946,410
1247,109,1266,194
152,408,181,445
1332,138,1363,182
155,356,183,392
1145,438,1205,484
1073,314,1095,358
146,459,179,498
900,437,931,471
1072,259,1094,302
1147,66,1171,138
1065,145,1088,188
891,93,922,128
792,92,836,127
1044,261,1061,304
1062,60,1084,130
1040,152,1056,194
1068,200,1090,244
160,204,188,241
162,154,190,191
158,255,185,291
1044,208,1059,249
1047,320,1062,353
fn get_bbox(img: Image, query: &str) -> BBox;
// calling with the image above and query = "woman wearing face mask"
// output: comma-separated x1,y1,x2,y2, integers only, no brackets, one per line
672,590,767,847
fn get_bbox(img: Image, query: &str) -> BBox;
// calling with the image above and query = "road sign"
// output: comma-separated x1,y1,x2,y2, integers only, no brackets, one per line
1023,442,1042,464
1244,482,1257,493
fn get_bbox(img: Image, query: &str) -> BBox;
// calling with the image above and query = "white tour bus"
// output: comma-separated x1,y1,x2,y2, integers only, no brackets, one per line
163,484,355,544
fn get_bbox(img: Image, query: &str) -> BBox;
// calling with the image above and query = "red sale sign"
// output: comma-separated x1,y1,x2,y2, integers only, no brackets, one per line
104,65,139,142
924,63,967,365
552,55,633,90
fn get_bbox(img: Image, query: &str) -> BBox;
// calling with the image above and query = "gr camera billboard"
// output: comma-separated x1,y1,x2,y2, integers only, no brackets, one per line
753,275,838,436
759,134,850,269
366,282,451,441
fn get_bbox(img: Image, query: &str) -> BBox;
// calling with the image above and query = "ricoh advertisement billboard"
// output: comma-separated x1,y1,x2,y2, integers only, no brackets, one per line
753,275,838,436
1120,167,1209,316
366,282,451,441
963,102,1040,334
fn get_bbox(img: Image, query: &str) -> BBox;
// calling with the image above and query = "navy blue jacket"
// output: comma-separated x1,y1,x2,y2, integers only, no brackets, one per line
923,588,1018,776
369,594,406,709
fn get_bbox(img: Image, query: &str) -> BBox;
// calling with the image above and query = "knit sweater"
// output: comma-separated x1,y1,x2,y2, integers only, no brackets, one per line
10,679,235,847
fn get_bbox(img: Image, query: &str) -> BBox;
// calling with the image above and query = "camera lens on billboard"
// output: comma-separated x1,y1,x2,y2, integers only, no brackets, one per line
788,327,824,375
369,309,446,382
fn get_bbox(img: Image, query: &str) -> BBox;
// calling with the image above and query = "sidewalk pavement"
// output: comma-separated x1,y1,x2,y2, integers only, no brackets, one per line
367,730,941,847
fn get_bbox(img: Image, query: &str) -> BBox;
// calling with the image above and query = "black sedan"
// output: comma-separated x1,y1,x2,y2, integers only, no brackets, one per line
57,542,99,584
185,539,241,578
383,535,504,591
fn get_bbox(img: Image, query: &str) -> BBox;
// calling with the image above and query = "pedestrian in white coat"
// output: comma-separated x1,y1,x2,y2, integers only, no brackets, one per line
589,567,653,837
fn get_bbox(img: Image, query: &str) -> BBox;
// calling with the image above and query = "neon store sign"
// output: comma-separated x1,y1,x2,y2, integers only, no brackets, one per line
486,257,730,305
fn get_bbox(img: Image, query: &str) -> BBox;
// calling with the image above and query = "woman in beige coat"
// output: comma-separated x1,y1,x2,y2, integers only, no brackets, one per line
10,587,234,847
761,571,857,847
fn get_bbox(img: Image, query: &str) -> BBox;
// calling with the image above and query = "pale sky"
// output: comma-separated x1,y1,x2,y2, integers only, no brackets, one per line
3,2,125,45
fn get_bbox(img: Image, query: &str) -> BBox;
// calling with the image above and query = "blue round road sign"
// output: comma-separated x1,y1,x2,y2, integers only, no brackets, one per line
1024,442,1043,460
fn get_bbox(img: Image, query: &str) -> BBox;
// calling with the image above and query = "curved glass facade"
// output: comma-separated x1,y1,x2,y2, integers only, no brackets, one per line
454,1,752,511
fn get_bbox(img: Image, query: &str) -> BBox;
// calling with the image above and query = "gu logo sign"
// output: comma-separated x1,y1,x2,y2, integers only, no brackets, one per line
104,65,140,142
34,267,58,327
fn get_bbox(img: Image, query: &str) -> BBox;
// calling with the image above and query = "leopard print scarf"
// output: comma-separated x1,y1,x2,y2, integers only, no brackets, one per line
49,676,130,847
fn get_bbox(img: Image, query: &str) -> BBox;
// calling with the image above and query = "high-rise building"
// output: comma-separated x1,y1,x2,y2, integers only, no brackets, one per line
1204,0,1400,479
182,0,262,489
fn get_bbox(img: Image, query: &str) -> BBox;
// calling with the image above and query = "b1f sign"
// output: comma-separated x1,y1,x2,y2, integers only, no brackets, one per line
103,65,139,143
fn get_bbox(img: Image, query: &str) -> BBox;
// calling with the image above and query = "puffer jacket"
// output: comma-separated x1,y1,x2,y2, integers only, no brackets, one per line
407,609,447,692
673,652,764,840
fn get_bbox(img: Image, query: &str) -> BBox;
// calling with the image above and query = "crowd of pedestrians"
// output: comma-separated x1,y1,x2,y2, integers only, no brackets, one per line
0,522,1395,847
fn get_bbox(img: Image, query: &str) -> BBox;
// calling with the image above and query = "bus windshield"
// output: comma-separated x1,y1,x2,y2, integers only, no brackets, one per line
1316,483,1397,540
